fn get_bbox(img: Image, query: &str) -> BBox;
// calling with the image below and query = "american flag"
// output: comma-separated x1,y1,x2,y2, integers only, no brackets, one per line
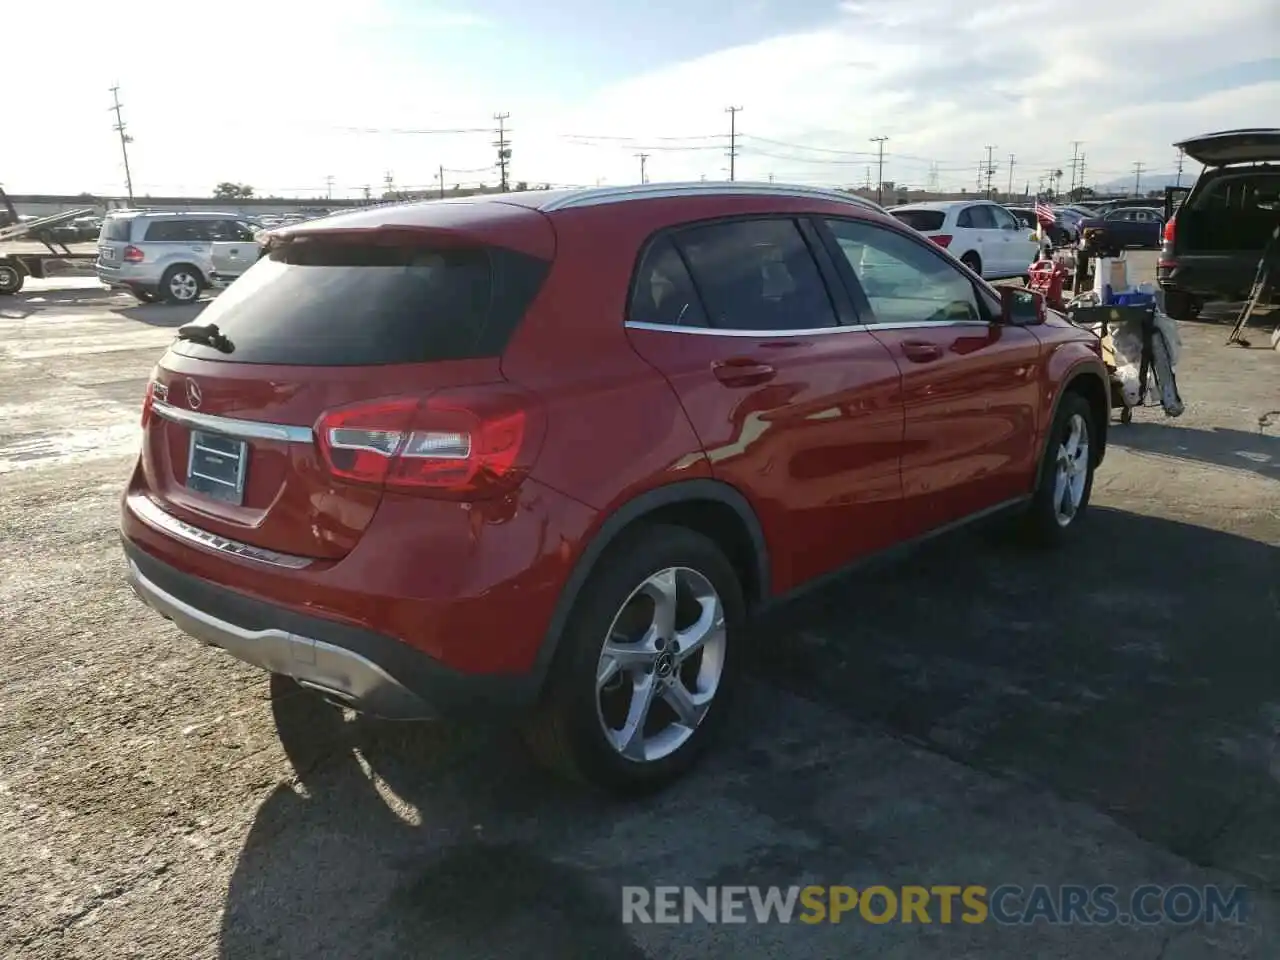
1034,202,1057,227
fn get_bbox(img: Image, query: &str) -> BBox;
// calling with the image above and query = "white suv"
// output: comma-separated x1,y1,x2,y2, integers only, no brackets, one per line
889,201,1041,281
96,211,263,304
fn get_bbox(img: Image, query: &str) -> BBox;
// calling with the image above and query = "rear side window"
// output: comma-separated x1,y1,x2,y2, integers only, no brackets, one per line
673,218,837,331
891,209,945,232
101,217,134,242
169,241,549,366
628,238,707,327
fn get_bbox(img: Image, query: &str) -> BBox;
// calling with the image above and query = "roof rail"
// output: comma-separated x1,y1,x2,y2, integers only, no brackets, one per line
537,181,885,213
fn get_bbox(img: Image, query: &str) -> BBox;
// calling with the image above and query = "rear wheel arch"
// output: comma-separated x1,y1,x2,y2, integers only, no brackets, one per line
531,479,770,688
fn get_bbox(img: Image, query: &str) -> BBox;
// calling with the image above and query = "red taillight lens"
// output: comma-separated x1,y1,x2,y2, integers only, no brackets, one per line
315,388,544,499
1162,216,1176,245
929,234,953,248
141,380,156,427
123,245,144,263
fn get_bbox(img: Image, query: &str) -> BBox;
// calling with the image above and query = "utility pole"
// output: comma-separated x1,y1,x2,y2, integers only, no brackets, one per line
636,152,649,184
493,113,511,192
1069,141,1083,195
725,106,743,181
1077,154,1086,195
384,171,395,199
439,164,445,199
767,172,775,183
362,185,371,202
983,145,996,198
324,175,335,200
1175,148,1185,187
108,85,135,204
870,136,888,206
1132,161,1144,196
1006,154,1015,199
927,162,940,193
864,166,872,191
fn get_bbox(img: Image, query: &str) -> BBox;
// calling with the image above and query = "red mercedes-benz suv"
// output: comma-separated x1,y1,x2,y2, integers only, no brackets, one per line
121,182,1109,793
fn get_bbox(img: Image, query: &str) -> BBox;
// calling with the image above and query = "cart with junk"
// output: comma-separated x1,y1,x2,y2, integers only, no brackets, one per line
1027,230,1185,425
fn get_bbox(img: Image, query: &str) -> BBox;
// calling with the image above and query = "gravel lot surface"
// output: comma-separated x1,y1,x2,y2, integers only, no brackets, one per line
2,254,1277,959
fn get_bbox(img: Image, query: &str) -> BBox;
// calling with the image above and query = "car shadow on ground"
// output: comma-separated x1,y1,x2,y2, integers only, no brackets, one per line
115,301,210,327
1111,422,1280,480
0,286,129,318
219,507,1280,959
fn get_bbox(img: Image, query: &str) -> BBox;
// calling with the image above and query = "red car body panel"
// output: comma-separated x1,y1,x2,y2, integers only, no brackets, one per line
120,187,1109,711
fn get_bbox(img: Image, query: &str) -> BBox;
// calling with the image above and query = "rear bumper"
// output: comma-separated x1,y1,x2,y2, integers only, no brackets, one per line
1157,254,1260,300
122,537,542,720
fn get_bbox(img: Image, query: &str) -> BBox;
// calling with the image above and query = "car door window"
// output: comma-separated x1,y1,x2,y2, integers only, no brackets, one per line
628,237,708,328
674,218,837,331
824,219,985,326
990,206,1021,230
961,205,997,229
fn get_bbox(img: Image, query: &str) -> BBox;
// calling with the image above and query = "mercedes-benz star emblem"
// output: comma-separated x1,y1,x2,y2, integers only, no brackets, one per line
186,379,202,409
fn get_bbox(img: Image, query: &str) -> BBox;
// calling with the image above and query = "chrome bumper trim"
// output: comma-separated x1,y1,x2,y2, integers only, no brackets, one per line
126,559,431,718
128,494,314,570
151,399,314,444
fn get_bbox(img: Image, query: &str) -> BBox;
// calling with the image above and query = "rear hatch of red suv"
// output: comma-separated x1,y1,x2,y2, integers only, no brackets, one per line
131,201,554,562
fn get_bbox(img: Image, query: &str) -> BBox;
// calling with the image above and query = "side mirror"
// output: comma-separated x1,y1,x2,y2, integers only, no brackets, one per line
1000,286,1046,325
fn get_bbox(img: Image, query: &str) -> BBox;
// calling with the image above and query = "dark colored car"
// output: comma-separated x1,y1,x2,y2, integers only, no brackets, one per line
120,183,1109,793
1007,206,1071,246
1079,207,1165,250
1158,128,1280,321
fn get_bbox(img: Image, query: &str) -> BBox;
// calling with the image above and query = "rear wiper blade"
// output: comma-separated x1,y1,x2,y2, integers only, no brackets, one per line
176,322,234,354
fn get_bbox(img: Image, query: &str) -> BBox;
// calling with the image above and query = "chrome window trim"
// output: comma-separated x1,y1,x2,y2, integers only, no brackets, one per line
128,494,314,570
152,399,313,444
624,319,994,336
625,320,869,337
539,182,885,214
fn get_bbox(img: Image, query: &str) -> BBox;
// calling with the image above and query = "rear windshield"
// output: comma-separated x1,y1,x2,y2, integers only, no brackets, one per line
169,240,549,366
891,210,946,232
101,217,134,242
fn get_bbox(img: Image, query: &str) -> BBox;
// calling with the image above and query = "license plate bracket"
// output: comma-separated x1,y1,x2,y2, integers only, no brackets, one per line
187,430,248,505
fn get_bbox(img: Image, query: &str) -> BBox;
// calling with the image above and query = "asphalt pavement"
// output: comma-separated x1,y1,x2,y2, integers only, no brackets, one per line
1,256,1277,959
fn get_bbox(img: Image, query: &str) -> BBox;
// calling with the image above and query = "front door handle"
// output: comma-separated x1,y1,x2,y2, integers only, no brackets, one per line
711,357,776,387
901,340,942,363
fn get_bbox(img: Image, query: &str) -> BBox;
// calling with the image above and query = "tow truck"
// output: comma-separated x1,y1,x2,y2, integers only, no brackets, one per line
0,187,99,294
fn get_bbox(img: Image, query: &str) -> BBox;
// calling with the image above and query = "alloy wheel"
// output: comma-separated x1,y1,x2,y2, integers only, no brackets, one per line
1053,413,1090,527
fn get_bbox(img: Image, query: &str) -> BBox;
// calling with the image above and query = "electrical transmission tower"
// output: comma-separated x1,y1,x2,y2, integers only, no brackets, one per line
108,85,135,203
1068,141,1083,195
983,145,997,198
636,153,649,184
725,106,743,181
1133,161,1144,197
1006,155,1015,199
493,113,512,192
927,162,940,192
1175,148,1186,187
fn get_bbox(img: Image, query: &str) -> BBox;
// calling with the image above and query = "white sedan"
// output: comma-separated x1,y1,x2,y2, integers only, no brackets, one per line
888,200,1042,281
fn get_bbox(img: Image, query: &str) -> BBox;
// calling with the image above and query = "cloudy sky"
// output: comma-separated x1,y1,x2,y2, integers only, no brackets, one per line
6,0,1278,198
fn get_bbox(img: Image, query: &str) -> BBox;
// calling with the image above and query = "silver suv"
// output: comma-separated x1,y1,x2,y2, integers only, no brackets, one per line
96,211,262,304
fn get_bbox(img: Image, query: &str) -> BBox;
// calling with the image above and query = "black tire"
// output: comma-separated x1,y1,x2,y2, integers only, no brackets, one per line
960,252,982,276
159,264,203,305
0,260,24,295
1162,290,1201,323
525,524,746,795
1019,392,1097,547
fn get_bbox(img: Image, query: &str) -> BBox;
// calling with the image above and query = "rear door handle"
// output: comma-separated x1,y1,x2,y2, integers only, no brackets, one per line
711,357,776,387
901,340,942,363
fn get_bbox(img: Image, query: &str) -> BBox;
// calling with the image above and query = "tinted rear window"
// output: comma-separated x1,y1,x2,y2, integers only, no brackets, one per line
891,210,946,232
101,217,134,242
170,241,549,366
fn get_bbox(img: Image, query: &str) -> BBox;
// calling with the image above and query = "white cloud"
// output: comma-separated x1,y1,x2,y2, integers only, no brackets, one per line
4,0,1278,197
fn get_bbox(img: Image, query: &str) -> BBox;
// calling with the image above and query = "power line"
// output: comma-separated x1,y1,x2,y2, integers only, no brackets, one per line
493,113,511,192
636,152,649,184
725,107,743,182
870,136,888,206
108,85,135,204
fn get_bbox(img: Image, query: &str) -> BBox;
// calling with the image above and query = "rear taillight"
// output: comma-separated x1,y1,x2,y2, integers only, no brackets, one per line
315,388,545,499
141,380,156,427
123,245,144,263
1161,216,1176,245
929,234,953,248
